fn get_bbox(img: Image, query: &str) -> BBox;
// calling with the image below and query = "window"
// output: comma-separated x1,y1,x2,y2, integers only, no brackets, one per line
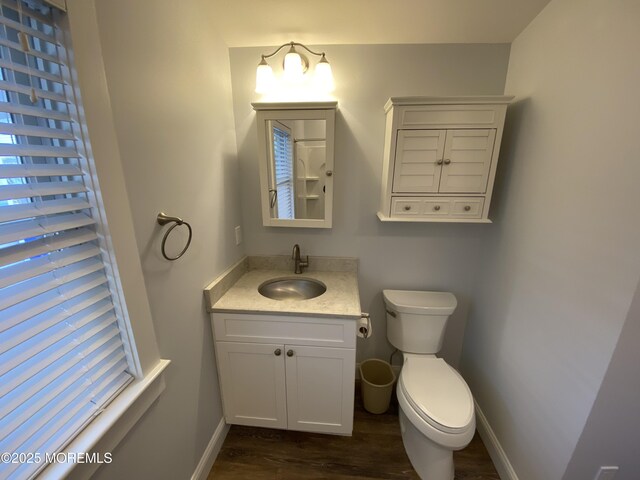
0,1,136,478
271,121,295,219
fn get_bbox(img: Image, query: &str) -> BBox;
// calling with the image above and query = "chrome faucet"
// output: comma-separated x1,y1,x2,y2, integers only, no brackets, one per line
292,244,309,274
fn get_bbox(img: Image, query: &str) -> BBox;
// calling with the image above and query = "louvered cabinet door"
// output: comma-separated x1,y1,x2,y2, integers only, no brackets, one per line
392,130,446,193
439,129,496,193
215,341,287,429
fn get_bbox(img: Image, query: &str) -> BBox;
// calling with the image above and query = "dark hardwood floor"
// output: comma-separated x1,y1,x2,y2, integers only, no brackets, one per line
209,385,500,479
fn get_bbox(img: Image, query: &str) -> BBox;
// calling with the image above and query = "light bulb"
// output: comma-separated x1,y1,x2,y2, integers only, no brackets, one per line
283,46,304,84
314,55,335,92
255,58,274,94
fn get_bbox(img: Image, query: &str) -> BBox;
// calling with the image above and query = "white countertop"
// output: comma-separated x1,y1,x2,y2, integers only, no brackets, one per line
207,257,361,319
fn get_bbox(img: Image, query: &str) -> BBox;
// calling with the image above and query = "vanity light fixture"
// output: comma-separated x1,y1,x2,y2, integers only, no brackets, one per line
255,41,335,94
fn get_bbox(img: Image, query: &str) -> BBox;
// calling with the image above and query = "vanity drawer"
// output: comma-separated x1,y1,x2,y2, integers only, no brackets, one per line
390,196,484,219
212,312,356,348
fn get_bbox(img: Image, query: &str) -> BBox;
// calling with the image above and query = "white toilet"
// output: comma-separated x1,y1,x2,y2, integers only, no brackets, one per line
383,289,475,480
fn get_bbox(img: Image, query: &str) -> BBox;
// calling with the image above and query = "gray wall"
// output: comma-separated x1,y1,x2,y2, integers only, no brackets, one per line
563,278,640,480
460,0,640,478
229,44,511,366
89,1,243,478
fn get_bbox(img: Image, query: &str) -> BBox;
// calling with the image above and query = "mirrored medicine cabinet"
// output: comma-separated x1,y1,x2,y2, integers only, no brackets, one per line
252,102,337,228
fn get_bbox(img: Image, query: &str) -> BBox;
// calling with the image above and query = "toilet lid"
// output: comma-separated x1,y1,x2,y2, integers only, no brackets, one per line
400,356,474,434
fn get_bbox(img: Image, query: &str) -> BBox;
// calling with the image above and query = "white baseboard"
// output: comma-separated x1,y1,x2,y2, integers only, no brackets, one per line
474,400,519,480
191,417,230,480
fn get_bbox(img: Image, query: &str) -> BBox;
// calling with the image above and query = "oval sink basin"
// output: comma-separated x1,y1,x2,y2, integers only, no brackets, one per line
258,277,327,301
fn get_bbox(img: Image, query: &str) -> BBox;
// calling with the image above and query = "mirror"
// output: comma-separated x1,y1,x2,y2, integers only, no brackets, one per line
253,102,337,228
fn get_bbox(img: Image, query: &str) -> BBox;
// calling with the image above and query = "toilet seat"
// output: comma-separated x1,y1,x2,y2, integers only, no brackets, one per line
399,355,474,435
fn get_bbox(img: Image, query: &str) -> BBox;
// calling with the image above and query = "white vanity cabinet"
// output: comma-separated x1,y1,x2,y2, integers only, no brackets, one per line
378,96,513,222
212,312,356,435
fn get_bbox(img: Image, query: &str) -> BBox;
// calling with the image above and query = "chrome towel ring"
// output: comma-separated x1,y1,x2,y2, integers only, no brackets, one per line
157,212,193,261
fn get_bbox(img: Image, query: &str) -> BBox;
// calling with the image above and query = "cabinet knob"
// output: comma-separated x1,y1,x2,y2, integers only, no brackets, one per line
325,170,333,177
404,205,411,211
464,205,471,211
436,159,443,165
444,159,451,165
434,205,441,211
287,349,295,357
274,348,282,356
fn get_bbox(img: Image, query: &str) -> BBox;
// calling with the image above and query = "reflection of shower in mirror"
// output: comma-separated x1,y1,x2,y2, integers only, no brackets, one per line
295,134,326,220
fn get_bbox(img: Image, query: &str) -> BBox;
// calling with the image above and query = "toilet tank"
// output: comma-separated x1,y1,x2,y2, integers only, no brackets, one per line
383,290,457,354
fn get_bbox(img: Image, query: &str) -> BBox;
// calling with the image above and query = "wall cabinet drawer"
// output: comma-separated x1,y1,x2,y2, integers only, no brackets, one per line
390,198,424,216
423,198,452,216
391,196,484,219
451,198,484,217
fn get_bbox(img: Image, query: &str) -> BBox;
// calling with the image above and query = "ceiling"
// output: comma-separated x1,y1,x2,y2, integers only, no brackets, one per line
211,0,552,48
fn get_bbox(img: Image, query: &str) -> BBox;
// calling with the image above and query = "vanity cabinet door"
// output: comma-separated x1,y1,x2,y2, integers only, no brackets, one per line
285,345,355,435
438,129,496,193
215,341,287,429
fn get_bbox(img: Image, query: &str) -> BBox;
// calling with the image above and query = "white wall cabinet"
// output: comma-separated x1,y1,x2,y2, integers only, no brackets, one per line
379,96,513,222
211,312,356,435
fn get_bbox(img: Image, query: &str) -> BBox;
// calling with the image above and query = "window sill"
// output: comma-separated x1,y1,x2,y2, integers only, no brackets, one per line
38,359,171,480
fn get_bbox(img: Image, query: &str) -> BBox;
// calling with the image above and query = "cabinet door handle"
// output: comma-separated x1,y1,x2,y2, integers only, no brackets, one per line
325,170,333,177
287,349,295,357
274,348,282,356
404,205,411,211
436,159,443,165
464,205,471,211
434,205,441,211
444,159,451,165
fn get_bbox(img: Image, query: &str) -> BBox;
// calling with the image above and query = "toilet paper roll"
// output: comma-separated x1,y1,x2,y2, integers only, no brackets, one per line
357,314,372,339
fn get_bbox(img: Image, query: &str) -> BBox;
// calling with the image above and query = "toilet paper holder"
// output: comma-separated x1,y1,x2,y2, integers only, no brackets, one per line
358,312,371,339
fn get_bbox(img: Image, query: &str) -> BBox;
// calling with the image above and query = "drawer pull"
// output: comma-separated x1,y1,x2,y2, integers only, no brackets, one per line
404,205,411,211
444,159,451,165
464,205,471,211
436,159,443,165
274,348,282,356
287,349,295,357
433,205,441,211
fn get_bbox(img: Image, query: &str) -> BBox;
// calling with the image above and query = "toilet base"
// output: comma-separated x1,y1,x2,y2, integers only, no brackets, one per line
399,408,454,480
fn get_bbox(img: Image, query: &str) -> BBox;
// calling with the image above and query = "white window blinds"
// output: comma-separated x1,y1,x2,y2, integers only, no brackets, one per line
0,1,133,478
272,123,294,219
